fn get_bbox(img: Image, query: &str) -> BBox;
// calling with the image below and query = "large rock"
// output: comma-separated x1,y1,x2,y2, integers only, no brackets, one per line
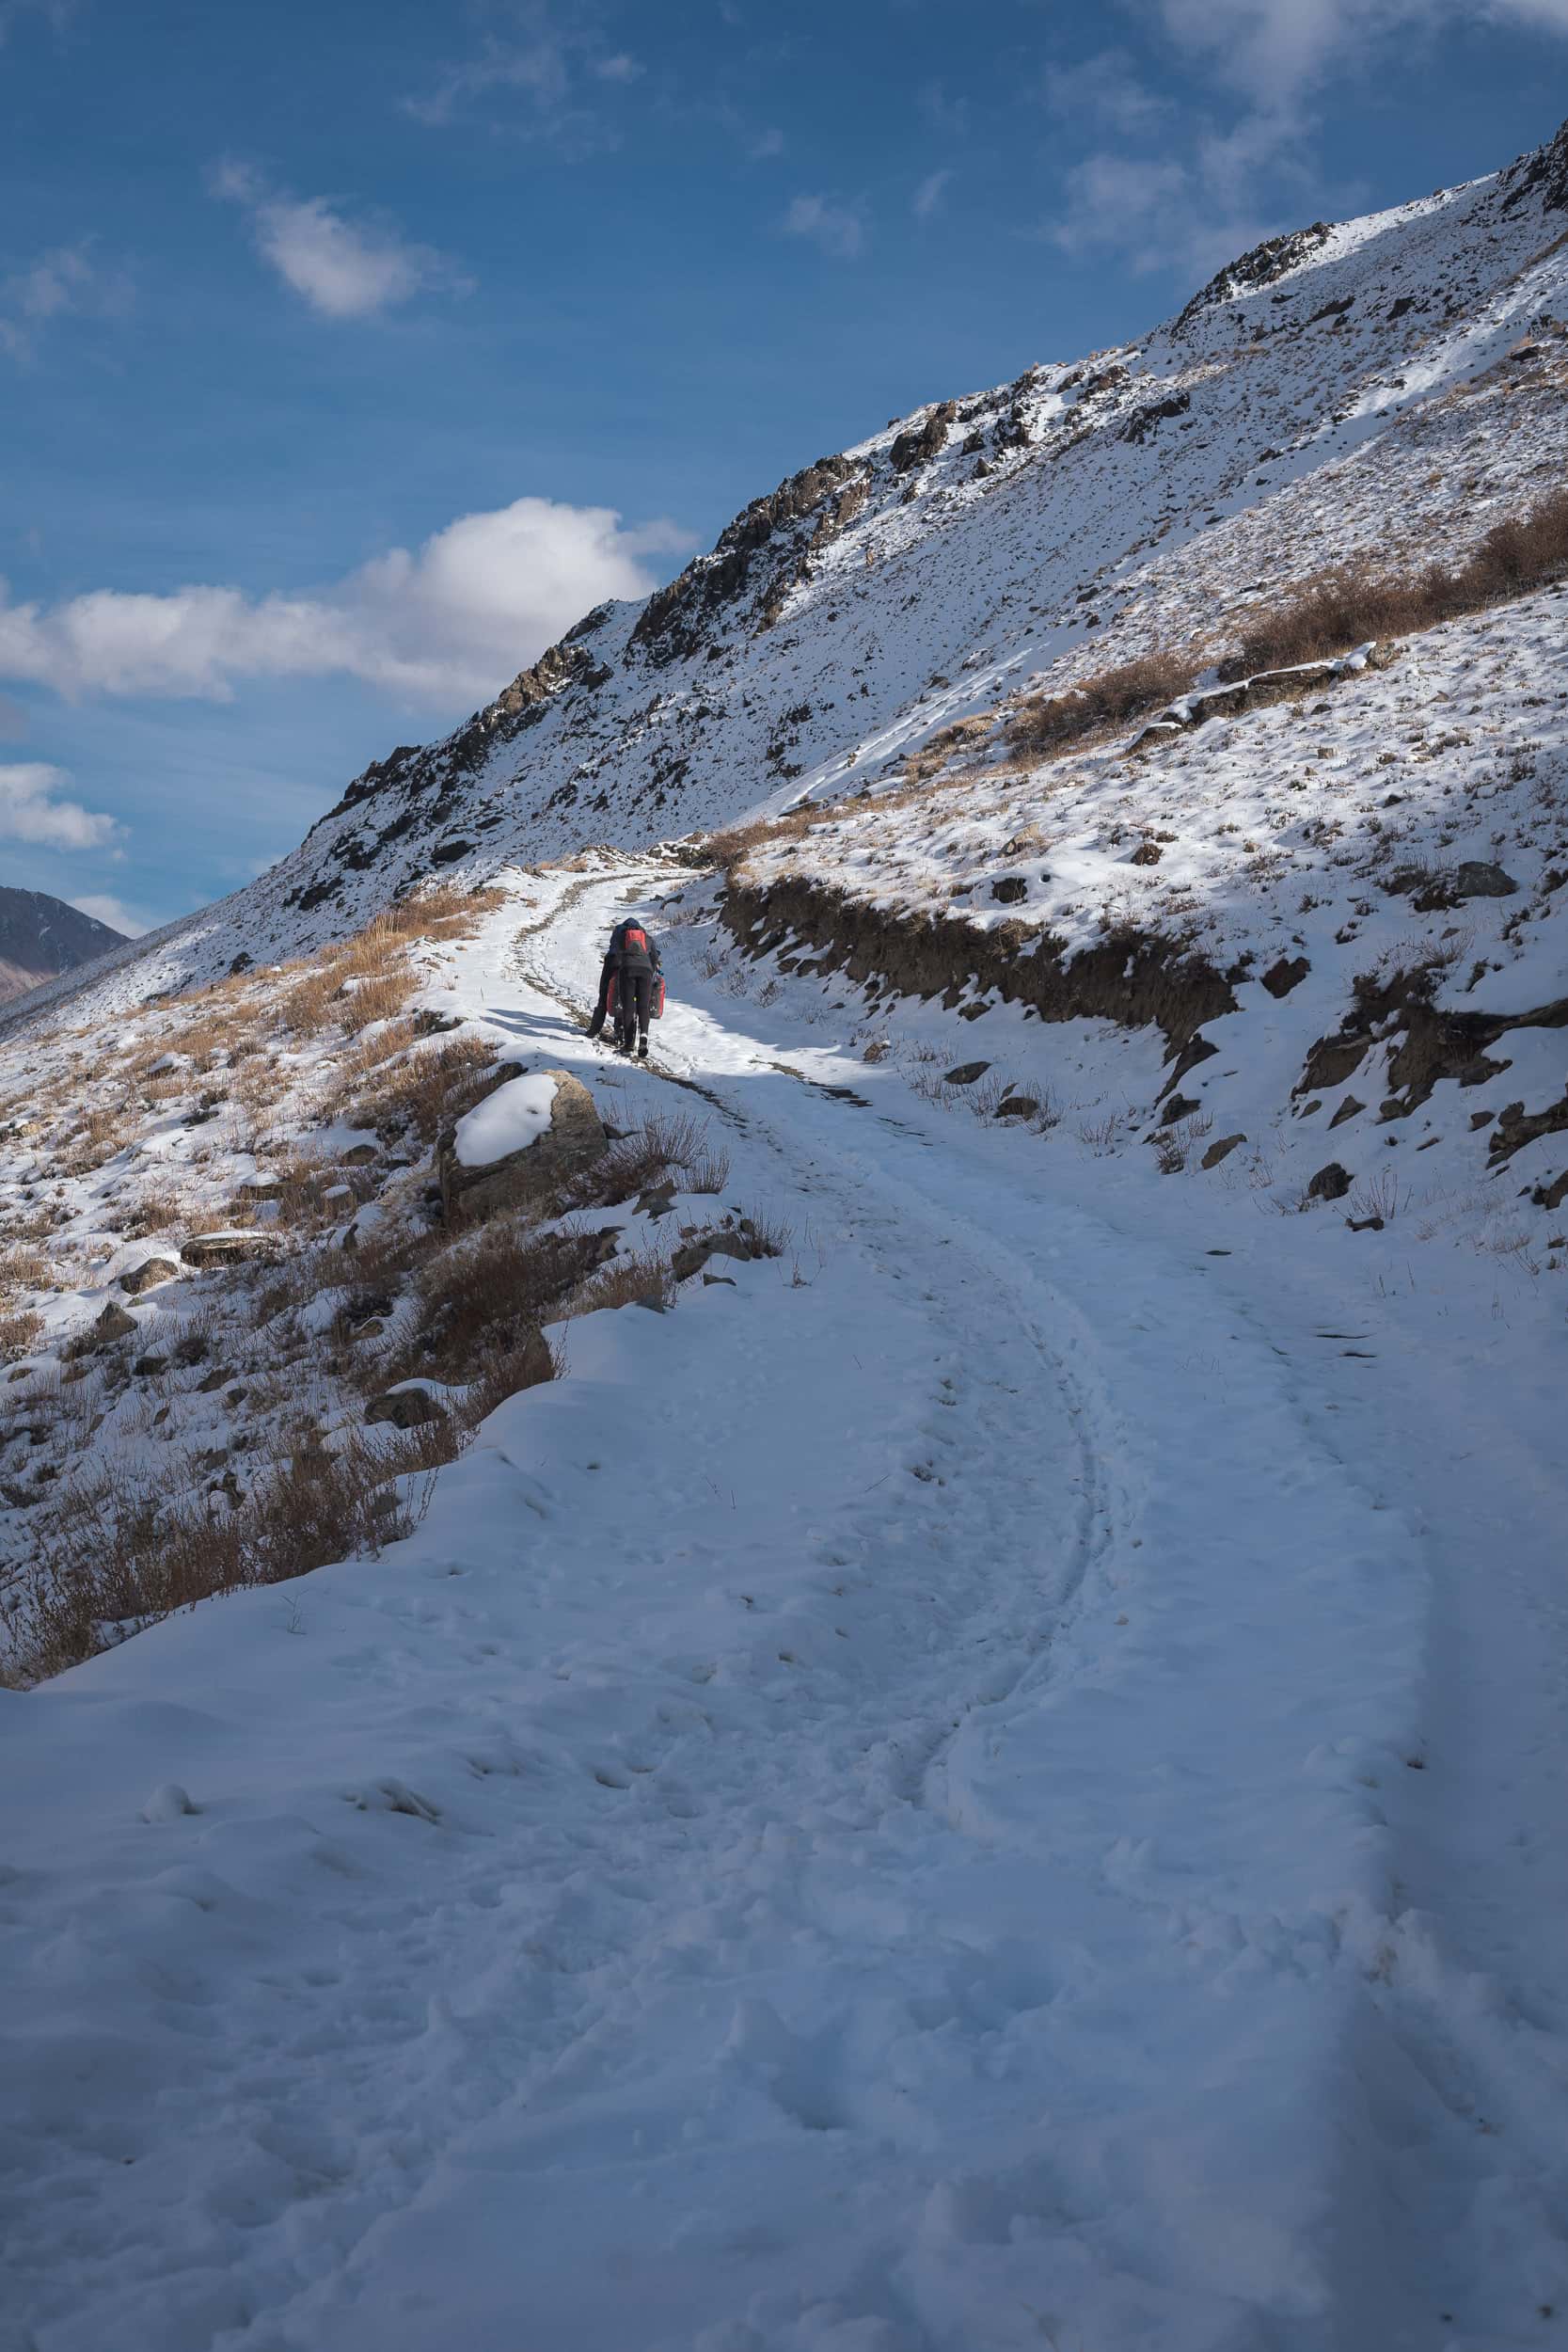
438,1068,607,1222
119,1255,181,1295
182,1231,282,1268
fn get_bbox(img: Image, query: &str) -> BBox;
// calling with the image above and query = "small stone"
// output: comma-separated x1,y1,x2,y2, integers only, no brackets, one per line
1260,955,1310,998
990,876,1028,904
1130,840,1164,866
1201,1133,1246,1168
942,1062,991,1086
993,1096,1039,1120
1164,1094,1202,1121
1328,1096,1365,1130
1308,1162,1353,1200
366,1385,450,1431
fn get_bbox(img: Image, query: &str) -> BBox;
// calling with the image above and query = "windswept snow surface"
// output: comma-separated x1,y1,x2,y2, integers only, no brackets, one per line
5,872,1567,2351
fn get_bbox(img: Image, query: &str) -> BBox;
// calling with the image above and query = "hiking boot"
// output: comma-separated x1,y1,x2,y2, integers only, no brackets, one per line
638,1038,649,1059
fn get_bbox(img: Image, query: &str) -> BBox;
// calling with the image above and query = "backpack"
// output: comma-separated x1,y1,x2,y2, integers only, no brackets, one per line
620,925,648,957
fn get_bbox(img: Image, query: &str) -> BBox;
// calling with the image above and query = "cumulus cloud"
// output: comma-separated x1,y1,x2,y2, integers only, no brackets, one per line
782,193,866,260
212,164,469,320
0,497,696,707
1,240,132,361
913,168,954,220
70,892,149,936
0,762,119,850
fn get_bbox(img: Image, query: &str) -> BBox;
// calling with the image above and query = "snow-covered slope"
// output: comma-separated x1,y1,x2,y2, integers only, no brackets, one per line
3,119,1568,2352
8,114,1566,1024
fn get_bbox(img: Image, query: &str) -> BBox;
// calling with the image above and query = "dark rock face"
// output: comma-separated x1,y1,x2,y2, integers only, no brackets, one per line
889,402,957,473
1175,223,1334,330
1499,113,1568,215
0,888,128,1006
1122,392,1191,445
631,453,863,663
990,876,1029,904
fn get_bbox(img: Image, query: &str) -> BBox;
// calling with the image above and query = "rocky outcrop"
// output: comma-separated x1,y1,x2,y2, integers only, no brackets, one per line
889,402,957,473
1174,223,1334,330
631,454,863,663
1297,983,1568,1118
1499,113,1568,216
437,1068,607,1222
722,877,1236,1064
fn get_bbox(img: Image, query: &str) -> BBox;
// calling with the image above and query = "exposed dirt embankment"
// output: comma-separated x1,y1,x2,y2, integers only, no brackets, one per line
721,875,1236,1070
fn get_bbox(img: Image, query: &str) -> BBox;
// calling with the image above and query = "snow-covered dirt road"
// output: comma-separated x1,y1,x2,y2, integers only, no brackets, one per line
4,870,1565,2352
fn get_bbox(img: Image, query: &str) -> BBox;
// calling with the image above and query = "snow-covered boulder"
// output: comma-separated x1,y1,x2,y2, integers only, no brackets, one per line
438,1068,606,1222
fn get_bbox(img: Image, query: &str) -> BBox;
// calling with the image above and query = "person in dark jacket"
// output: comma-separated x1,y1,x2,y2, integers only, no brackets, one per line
588,914,662,1057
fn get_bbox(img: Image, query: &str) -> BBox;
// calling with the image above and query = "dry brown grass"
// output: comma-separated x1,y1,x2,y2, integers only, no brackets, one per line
338,1032,499,1145
0,1243,52,1297
123,1185,182,1236
1004,651,1193,762
378,1222,608,1390
0,1308,43,1362
1224,484,1568,677
8,1429,450,1682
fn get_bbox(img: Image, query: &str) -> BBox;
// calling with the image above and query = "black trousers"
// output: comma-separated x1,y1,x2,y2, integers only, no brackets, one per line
616,969,653,1044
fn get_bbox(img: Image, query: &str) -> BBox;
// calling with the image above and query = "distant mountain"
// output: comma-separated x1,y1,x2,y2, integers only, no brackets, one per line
0,887,127,1005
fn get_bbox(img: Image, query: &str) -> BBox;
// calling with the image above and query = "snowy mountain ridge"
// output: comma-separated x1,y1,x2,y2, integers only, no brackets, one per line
6,109,1565,1025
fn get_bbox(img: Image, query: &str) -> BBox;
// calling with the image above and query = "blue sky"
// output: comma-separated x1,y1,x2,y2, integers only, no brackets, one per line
2,0,1564,934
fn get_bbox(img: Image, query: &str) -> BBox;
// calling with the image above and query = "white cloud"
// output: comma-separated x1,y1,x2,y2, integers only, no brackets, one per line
750,126,785,159
1042,49,1169,134
1151,0,1568,100
70,892,149,936
782,193,866,260
913,167,954,220
0,497,696,707
404,5,642,146
1,240,132,361
0,762,119,850
1048,144,1275,278
212,165,469,320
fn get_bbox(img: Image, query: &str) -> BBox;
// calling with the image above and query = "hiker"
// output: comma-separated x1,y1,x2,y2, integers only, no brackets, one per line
588,913,662,1058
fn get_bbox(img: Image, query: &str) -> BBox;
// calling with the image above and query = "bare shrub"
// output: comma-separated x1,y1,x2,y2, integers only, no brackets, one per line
339,1034,498,1145
1225,484,1568,677
0,1244,51,1297
1005,651,1191,761
9,1431,447,1682
378,1224,602,1390
0,1309,43,1362
1348,1167,1409,1226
